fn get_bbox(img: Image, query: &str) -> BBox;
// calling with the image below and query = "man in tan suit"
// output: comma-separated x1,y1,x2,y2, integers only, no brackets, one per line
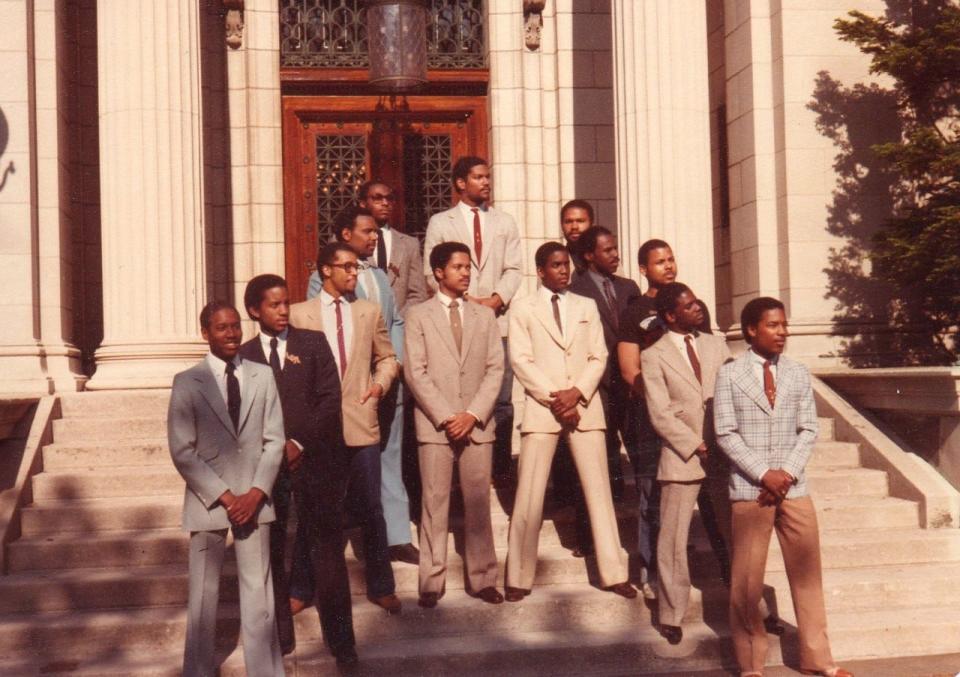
423,156,523,482
404,241,505,608
289,242,402,614
505,242,634,601
641,282,730,645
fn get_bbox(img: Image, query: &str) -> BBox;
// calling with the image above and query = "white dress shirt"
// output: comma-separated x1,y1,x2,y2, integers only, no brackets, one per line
538,285,568,339
370,225,393,269
257,327,289,367
666,329,700,375
436,288,465,324
318,289,354,380
205,352,243,406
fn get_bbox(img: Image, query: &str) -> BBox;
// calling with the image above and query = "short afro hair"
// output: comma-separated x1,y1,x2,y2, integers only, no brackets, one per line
655,282,693,320
451,156,488,190
334,205,375,241
637,238,672,268
560,199,594,223
317,242,357,278
535,241,569,269
243,274,287,319
740,297,785,345
200,300,240,330
428,241,471,272
579,225,614,256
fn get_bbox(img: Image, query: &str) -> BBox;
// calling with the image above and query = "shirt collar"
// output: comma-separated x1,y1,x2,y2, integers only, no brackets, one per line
319,289,344,307
587,269,612,287
747,348,778,366
458,200,487,215
539,285,566,303
258,328,288,348
437,290,464,308
205,352,241,376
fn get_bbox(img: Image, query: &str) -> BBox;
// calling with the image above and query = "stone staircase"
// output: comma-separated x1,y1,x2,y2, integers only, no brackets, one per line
1,390,960,675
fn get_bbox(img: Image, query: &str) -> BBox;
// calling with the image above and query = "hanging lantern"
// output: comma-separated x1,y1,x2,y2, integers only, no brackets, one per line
367,0,429,92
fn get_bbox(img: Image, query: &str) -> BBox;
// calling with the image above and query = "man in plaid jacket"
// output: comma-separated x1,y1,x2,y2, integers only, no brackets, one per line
714,297,852,677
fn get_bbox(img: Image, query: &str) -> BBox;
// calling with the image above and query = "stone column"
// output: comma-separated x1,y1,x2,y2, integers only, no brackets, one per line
87,0,208,390
611,0,715,311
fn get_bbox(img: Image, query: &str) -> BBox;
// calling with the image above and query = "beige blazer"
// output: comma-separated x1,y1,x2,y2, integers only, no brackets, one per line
290,297,399,447
509,292,608,434
641,332,731,482
386,228,429,314
403,297,504,444
423,204,523,336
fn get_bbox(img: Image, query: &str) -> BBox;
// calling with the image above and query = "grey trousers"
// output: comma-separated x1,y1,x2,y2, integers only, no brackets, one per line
183,525,284,677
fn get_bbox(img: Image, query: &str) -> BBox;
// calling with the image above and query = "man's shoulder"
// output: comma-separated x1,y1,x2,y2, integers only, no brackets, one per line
239,337,261,358
288,325,326,345
290,297,320,313
426,206,458,228
392,229,420,248
405,297,434,321
718,351,749,376
567,274,594,295
613,274,640,294
487,204,517,225
243,359,272,378
172,360,208,387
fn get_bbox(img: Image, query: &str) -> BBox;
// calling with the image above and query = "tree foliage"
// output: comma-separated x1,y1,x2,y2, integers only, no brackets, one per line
834,2,960,363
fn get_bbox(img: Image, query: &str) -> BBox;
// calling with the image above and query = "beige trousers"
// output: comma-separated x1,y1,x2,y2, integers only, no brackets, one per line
507,430,628,589
730,496,834,674
418,440,498,595
657,481,702,626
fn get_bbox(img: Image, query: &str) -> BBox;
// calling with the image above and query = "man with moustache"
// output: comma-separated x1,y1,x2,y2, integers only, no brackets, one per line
559,199,594,275
289,242,402,615
505,242,634,601
641,283,730,645
168,301,285,677
715,298,852,677
423,156,522,484
404,241,504,608
239,274,355,666
568,226,640,501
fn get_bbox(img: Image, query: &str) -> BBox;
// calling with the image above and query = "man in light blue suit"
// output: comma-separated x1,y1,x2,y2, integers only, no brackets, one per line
308,206,419,565
168,300,286,677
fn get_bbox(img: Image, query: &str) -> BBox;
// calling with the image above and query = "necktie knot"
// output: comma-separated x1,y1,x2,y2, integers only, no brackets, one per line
551,294,559,302
449,300,459,309
226,361,236,375
269,337,278,350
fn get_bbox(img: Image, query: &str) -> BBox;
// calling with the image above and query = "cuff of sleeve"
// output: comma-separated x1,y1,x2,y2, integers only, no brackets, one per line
466,410,482,425
289,439,303,451
756,466,772,484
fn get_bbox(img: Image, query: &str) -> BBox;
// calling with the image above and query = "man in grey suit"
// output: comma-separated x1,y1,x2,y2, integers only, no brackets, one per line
168,301,285,677
423,156,523,483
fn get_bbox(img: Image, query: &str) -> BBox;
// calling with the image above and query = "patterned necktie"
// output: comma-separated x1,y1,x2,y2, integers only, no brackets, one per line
268,337,282,382
763,360,776,407
471,207,483,261
334,298,348,379
684,335,702,384
449,300,463,353
602,277,619,330
225,361,241,431
376,230,388,271
551,293,563,335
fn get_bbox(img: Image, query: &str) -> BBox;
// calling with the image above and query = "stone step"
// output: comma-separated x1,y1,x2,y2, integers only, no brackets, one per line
31,466,183,500
59,391,171,420
805,441,860,469
805,467,888,497
20,496,185,535
52,417,168,444
817,416,834,441
42,440,171,470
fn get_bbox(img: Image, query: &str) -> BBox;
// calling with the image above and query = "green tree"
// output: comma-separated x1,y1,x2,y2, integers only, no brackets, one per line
834,2,960,364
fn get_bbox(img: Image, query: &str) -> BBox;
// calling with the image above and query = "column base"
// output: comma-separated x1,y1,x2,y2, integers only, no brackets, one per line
87,339,208,390
0,344,87,396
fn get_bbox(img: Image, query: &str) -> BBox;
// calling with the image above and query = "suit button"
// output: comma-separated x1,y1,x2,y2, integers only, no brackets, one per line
566,350,572,356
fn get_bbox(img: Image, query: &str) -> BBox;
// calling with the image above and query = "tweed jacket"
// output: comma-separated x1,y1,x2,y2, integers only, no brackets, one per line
289,296,399,447
403,296,504,444
385,227,429,314
167,358,285,532
509,291,608,433
641,331,731,482
713,350,819,501
423,203,523,336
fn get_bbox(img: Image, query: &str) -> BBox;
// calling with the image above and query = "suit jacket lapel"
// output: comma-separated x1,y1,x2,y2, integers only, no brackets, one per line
345,300,366,382
459,302,480,364
658,338,702,393
532,294,565,348
195,364,237,438
478,207,491,271
732,356,773,415
428,299,463,363
237,361,258,433
303,298,324,331
578,278,616,332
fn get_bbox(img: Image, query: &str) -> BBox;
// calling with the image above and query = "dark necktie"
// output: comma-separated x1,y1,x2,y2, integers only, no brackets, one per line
268,337,282,382
449,300,463,353
471,207,483,261
334,298,348,379
602,278,618,330
377,230,388,271
763,360,776,407
551,293,563,334
225,361,241,431
684,335,702,384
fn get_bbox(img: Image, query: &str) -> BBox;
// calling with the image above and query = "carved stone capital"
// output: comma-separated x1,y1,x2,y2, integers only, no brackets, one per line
223,0,244,50
523,0,546,51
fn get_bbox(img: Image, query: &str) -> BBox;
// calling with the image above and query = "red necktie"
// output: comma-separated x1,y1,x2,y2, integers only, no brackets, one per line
471,207,483,261
334,298,348,379
685,335,702,384
763,360,776,407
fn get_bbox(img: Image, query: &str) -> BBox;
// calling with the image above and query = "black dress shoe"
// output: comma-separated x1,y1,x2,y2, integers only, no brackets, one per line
660,624,682,645
472,586,504,604
334,645,359,672
418,592,440,608
764,614,785,636
504,586,530,602
280,636,296,656
604,582,637,599
389,543,421,565
571,545,595,558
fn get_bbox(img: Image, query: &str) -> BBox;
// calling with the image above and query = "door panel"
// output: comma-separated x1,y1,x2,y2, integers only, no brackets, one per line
282,96,487,300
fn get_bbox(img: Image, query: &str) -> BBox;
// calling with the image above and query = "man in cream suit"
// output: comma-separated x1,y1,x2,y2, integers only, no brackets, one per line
423,156,522,482
641,282,731,645
289,242,402,614
715,297,851,677
168,301,285,677
404,241,505,608
505,242,634,601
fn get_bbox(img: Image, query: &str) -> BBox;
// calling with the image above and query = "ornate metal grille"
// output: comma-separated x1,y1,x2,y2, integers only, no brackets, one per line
402,133,452,241
280,0,485,70
315,134,368,247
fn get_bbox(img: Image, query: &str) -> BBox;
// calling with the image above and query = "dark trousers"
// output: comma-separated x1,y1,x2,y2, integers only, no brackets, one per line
282,450,355,654
624,398,661,574
492,338,515,478
291,443,395,601
600,383,628,498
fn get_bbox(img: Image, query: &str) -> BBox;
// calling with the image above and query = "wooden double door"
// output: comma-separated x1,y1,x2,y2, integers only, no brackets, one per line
282,96,488,300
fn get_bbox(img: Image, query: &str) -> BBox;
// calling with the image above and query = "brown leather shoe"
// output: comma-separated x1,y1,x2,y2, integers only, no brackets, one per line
369,593,402,614
389,543,420,565
418,592,440,609
472,586,504,604
289,597,307,616
504,586,530,602
604,582,637,599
